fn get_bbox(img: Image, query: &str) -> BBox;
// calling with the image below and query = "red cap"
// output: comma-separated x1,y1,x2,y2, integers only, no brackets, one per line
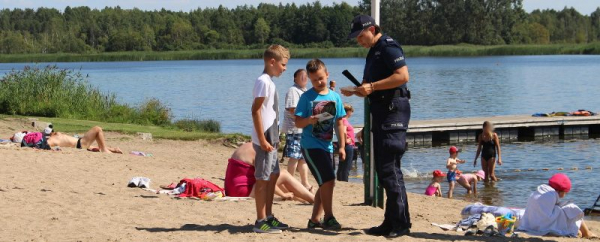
432,170,446,177
449,146,460,154
548,173,571,193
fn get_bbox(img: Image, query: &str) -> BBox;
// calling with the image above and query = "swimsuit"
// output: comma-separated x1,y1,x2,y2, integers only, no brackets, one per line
424,184,437,196
447,170,457,182
458,174,477,184
481,138,496,161
224,158,256,197
76,138,82,149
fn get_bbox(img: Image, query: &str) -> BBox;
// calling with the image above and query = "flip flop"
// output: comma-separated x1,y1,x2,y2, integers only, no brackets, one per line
160,183,177,190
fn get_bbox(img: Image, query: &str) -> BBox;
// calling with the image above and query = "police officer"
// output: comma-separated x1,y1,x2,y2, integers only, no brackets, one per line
342,15,411,238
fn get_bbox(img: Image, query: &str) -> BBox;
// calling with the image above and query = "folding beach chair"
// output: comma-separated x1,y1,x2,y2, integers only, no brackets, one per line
584,194,600,215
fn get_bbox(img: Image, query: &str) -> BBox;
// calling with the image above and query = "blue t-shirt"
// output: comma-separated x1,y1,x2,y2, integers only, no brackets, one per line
295,88,346,153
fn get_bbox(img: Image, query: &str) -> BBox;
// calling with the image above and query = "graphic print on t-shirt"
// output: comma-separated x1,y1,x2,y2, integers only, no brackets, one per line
264,91,279,144
311,100,336,141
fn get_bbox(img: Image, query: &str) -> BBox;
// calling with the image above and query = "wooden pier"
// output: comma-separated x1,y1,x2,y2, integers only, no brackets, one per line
355,115,600,147
406,115,600,146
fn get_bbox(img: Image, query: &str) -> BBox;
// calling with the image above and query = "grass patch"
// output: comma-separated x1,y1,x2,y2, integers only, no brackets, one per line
0,43,599,63
0,114,246,141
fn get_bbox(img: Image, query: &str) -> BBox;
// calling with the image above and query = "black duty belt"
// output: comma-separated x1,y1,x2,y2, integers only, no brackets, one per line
369,88,411,103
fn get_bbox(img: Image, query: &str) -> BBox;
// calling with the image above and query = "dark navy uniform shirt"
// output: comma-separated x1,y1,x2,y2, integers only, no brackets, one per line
363,34,407,101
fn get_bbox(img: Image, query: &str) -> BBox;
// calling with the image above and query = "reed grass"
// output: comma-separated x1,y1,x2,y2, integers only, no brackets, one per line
0,43,598,63
0,66,177,127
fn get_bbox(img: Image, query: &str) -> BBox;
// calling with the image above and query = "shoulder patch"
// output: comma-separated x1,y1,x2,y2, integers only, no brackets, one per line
386,38,394,42
394,56,405,63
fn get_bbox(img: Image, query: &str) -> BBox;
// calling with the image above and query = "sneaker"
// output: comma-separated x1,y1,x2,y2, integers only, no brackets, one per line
268,216,289,230
307,219,322,229
322,216,342,230
253,220,282,234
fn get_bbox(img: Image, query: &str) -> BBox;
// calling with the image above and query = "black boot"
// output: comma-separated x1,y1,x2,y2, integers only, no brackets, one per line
387,227,411,238
366,222,392,236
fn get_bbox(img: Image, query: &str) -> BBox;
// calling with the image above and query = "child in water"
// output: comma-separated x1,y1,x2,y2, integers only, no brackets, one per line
446,146,466,198
424,170,445,197
457,170,485,195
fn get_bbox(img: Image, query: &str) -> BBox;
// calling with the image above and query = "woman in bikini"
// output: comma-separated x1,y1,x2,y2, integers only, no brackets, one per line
225,142,314,203
474,121,502,182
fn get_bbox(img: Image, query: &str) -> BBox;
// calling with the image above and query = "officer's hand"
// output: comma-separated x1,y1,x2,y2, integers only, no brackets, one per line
356,83,373,96
338,147,346,161
340,89,355,97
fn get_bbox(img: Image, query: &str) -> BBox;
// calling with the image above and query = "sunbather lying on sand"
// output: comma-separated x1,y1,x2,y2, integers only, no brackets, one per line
225,142,314,203
47,126,122,154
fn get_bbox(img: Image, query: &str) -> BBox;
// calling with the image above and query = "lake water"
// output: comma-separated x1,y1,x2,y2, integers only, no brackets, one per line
1,56,599,214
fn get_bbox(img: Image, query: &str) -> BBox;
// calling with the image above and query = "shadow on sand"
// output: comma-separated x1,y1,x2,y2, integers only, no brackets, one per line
136,224,362,236
409,232,559,242
136,224,253,234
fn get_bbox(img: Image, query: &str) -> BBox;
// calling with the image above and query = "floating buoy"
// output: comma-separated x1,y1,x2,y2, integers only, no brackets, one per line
527,169,535,171
514,169,521,172
586,166,593,170
557,168,564,171
542,168,550,171
571,167,578,171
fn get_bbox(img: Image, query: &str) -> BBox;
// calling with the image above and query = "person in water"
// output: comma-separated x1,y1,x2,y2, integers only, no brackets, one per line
446,146,465,198
456,170,485,195
424,170,444,197
474,121,502,182
47,126,122,153
224,142,314,203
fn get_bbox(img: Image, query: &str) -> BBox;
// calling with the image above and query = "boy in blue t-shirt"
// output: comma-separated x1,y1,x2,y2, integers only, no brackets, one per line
295,58,346,230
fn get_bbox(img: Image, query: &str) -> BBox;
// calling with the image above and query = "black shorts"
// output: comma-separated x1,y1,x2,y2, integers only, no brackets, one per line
302,148,335,186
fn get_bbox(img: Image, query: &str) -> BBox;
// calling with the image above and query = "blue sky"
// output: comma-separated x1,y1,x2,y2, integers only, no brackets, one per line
1,0,598,15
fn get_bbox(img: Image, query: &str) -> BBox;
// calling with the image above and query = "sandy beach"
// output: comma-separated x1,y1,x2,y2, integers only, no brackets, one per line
0,118,597,241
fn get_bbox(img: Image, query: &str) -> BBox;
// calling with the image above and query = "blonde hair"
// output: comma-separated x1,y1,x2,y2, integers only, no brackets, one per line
306,58,327,74
343,103,354,112
263,44,290,62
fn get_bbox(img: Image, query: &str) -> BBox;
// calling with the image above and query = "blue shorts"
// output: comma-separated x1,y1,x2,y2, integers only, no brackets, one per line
447,171,457,182
284,133,304,160
302,148,335,186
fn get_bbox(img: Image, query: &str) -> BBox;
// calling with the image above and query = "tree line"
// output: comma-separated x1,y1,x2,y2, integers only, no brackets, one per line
1,0,599,54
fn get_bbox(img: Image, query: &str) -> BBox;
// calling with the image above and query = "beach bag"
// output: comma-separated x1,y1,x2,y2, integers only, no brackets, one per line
21,132,50,150
178,178,225,199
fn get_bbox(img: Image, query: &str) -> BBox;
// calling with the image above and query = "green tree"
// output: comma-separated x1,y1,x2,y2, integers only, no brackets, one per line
254,17,270,44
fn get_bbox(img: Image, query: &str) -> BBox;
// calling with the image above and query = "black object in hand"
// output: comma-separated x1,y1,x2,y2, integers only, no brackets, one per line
342,70,362,87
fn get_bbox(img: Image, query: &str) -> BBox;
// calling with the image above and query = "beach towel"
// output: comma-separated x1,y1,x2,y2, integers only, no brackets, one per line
461,203,524,220
177,178,224,199
518,184,584,237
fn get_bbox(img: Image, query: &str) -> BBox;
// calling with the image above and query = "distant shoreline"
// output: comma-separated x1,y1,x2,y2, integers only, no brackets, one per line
1,43,599,63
